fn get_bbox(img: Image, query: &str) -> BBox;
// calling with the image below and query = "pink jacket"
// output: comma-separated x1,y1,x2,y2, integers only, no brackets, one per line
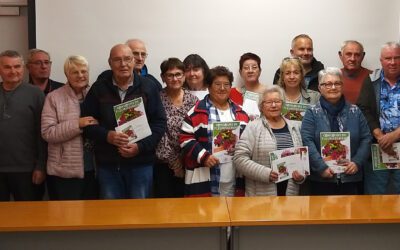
41,84,84,178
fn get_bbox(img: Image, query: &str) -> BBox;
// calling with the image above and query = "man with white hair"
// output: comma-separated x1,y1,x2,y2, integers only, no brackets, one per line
358,42,400,194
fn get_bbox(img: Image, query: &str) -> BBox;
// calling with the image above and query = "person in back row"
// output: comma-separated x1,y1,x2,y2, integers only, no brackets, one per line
83,44,166,199
98,39,162,90
26,49,64,96
273,34,324,92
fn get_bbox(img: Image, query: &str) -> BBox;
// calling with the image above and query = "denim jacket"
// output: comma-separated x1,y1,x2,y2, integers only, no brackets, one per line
301,101,372,183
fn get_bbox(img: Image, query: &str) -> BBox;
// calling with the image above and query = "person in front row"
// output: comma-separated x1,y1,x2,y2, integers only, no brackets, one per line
357,42,400,194
82,44,166,199
273,34,324,91
180,66,249,197
154,58,198,198
301,67,371,195
0,50,46,201
277,57,320,104
41,55,98,200
233,86,304,196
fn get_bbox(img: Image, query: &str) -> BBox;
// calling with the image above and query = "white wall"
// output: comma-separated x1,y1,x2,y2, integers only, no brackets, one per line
0,7,28,81
35,0,400,86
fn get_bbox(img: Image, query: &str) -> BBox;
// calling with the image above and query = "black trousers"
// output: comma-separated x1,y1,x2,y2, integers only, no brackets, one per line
153,163,184,198
0,172,44,201
310,180,359,195
47,170,98,200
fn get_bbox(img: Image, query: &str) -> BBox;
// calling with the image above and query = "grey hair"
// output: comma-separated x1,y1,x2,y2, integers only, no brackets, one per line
0,50,24,64
258,85,286,112
381,41,400,51
26,49,50,64
318,67,343,85
340,40,365,54
291,34,312,49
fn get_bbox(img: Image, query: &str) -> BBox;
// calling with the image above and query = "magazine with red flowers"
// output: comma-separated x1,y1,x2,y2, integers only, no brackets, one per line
320,132,350,174
113,97,152,143
371,143,400,170
212,121,240,163
281,102,310,125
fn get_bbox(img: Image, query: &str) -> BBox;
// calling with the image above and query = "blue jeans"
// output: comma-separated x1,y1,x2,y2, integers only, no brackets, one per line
364,161,400,194
97,164,153,199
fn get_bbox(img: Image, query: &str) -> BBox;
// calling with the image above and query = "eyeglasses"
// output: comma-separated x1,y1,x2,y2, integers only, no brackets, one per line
132,52,148,58
110,56,133,65
165,72,184,80
283,57,301,62
213,82,231,89
263,100,283,106
382,56,400,63
320,81,343,89
29,60,52,67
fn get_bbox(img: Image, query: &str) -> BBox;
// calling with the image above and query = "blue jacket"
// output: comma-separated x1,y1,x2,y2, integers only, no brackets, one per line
301,101,372,183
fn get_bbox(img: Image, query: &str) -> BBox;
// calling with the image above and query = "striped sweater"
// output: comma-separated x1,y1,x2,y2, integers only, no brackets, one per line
179,97,249,197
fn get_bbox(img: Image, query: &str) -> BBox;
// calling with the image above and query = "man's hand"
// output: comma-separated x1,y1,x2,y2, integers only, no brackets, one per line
378,131,398,154
204,155,220,168
107,131,129,147
118,143,139,158
32,169,46,185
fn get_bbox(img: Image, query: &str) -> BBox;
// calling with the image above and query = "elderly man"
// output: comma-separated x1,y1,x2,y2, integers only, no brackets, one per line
0,50,46,201
357,42,400,194
98,39,162,90
83,44,166,199
273,34,324,91
339,40,372,104
26,49,64,95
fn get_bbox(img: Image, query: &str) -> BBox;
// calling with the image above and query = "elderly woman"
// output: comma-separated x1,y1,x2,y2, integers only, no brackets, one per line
154,58,198,198
183,54,210,99
41,55,98,200
233,86,304,196
180,66,249,197
230,52,266,105
301,67,371,195
278,57,320,104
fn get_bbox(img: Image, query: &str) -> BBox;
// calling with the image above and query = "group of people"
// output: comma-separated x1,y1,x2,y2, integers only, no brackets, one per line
0,34,399,201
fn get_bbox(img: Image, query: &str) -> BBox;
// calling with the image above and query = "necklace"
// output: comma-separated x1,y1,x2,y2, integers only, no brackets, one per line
285,93,301,103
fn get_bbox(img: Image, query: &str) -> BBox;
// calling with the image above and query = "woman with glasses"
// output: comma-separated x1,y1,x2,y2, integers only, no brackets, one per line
180,66,249,197
154,58,198,198
277,57,320,104
230,53,266,105
233,86,304,196
301,67,371,195
41,55,98,200
183,54,210,100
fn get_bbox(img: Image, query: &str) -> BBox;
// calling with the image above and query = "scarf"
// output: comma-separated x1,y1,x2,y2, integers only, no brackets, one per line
319,95,345,132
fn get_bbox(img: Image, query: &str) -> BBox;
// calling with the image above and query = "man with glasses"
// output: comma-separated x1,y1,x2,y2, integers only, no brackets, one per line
26,49,64,96
358,42,400,194
82,44,166,199
0,50,46,201
273,34,324,92
98,39,162,90
339,40,372,104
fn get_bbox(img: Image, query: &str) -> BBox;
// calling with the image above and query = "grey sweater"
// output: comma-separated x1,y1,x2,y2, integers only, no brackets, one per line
0,83,46,172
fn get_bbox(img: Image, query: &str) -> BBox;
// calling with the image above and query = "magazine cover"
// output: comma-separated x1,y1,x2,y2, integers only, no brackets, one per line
320,132,350,174
242,91,260,119
281,102,310,124
269,146,309,183
212,121,240,163
371,144,400,170
113,97,152,143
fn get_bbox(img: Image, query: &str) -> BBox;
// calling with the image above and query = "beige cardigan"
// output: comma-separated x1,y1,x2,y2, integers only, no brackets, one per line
233,116,303,196
41,84,85,178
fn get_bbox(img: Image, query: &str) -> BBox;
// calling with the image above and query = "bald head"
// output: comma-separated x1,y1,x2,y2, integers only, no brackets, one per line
126,39,148,72
108,44,135,85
